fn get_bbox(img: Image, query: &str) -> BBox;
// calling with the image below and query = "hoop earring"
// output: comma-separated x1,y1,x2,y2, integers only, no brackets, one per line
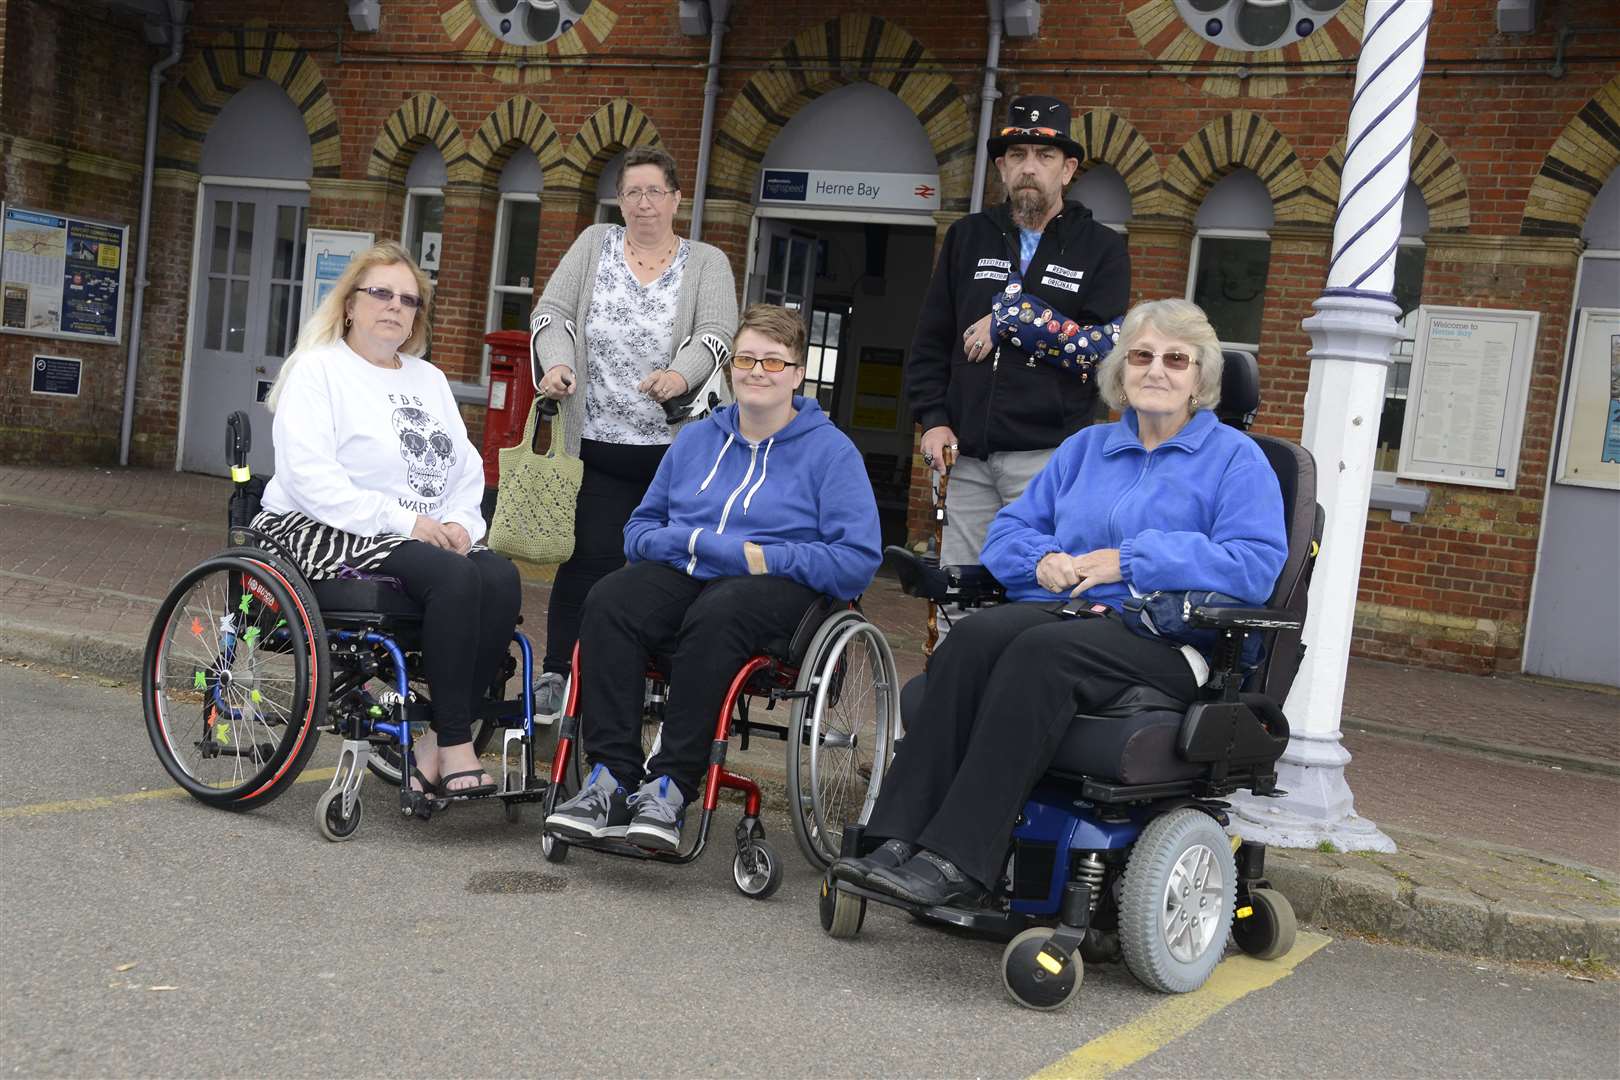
1190,394,1200,408
343,316,352,329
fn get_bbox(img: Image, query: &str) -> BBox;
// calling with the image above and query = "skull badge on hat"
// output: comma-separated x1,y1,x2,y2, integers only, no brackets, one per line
986,95,1085,160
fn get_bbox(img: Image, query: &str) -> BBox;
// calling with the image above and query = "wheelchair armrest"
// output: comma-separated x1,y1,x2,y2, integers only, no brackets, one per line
1187,605,1303,633
882,546,1007,606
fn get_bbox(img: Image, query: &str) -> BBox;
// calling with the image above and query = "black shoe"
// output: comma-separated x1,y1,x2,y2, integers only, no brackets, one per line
830,839,916,888
866,850,988,908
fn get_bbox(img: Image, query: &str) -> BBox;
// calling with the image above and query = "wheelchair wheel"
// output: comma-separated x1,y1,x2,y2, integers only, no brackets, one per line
315,786,362,841
787,616,898,869
1002,928,1084,1010
541,830,569,863
362,680,495,787
818,875,866,938
1233,886,1296,961
144,551,326,810
733,837,784,900
1118,808,1237,994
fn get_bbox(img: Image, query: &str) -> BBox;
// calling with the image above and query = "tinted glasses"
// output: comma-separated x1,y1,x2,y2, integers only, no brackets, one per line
732,354,801,373
354,285,423,310
999,125,1063,139
1126,348,1195,371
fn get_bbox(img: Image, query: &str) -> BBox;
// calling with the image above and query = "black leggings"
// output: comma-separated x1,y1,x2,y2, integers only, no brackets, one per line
577,561,822,799
376,542,522,747
864,602,1198,888
542,438,668,675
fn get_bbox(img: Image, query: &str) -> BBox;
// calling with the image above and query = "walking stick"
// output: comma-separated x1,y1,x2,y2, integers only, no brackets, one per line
924,444,957,660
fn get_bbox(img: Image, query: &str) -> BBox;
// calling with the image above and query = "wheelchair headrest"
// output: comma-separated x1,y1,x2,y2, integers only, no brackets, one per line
1217,350,1260,430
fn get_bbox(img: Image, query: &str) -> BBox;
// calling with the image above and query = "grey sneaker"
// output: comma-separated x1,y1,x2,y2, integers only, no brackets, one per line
625,775,687,852
533,671,567,722
544,764,631,840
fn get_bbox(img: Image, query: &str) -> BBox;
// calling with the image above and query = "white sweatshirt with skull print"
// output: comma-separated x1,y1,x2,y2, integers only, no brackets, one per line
262,339,487,544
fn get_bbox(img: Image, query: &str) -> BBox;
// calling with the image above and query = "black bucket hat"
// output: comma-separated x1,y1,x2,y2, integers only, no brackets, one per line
986,95,1084,160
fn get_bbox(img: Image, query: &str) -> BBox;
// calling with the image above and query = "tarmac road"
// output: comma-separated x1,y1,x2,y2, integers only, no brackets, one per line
2,661,1616,1079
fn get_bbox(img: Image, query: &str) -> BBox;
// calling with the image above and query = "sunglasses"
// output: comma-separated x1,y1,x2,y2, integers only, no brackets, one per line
732,354,802,373
354,285,423,310
999,125,1063,138
1126,348,1196,371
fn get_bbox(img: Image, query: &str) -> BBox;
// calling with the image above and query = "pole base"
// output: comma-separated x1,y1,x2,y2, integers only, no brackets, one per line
1230,732,1396,853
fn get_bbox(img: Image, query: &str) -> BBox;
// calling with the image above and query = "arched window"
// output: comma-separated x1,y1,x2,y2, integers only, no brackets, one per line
402,146,447,282
596,151,627,225
1070,164,1132,235
484,148,543,381
1376,182,1431,474
1187,169,1273,350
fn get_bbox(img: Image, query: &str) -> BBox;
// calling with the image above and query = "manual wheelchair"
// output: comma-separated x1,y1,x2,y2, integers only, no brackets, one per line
820,351,1320,1009
142,412,550,841
539,589,901,898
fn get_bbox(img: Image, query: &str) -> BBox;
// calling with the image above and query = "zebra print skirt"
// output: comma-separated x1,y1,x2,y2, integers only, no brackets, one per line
250,509,411,581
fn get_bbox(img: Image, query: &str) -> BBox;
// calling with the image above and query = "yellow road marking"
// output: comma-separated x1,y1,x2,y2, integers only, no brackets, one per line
0,768,339,820
1030,932,1332,1080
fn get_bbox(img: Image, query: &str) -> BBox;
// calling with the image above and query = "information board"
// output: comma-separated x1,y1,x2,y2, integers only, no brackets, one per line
0,204,129,344
1397,305,1539,489
301,229,375,324
1554,307,1620,490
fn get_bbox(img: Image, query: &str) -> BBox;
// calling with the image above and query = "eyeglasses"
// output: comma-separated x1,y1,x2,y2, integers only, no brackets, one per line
354,285,423,310
619,187,674,205
999,126,1063,139
1126,348,1196,371
732,354,801,373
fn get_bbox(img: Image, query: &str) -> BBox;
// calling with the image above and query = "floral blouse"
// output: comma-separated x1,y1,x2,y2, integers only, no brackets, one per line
581,225,690,445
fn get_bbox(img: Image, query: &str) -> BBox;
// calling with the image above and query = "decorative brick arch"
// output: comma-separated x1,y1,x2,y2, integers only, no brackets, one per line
1309,120,1470,233
367,94,474,186
707,14,976,212
466,96,567,192
1070,109,1163,220
1522,75,1620,238
1159,111,1318,225
554,98,663,197
156,25,339,176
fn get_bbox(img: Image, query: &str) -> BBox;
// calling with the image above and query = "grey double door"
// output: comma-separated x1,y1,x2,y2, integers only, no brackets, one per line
182,185,309,476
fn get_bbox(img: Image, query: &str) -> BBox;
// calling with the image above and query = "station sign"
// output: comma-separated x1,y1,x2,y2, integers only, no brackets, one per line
759,169,941,212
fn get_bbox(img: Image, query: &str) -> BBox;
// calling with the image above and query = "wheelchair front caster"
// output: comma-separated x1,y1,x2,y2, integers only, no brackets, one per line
818,876,865,938
316,788,362,842
733,838,783,900
1001,928,1083,1011
1233,886,1296,961
541,831,569,864
503,799,523,824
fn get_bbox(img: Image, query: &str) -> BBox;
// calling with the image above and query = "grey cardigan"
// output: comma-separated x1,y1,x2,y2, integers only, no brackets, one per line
529,223,739,456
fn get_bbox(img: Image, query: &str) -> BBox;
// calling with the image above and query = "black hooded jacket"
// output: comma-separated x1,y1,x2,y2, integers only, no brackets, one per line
905,199,1130,459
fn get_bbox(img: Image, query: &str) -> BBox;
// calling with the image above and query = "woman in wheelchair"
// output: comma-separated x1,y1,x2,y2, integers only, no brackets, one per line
833,299,1289,908
545,304,882,851
255,241,521,797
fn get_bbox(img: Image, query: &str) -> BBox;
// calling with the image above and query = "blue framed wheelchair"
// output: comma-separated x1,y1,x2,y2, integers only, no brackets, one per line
820,352,1319,1009
142,412,547,840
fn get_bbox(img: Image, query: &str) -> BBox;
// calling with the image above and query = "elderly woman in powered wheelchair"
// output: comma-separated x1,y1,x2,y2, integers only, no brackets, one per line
540,304,897,897
824,299,1319,1008
143,242,540,840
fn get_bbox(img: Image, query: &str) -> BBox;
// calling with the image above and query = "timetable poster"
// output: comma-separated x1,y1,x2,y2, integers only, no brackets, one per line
1,205,128,344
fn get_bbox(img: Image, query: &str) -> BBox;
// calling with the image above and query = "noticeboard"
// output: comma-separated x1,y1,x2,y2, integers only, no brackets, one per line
1554,307,1620,491
301,229,375,324
1,204,129,344
1396,305,1539,490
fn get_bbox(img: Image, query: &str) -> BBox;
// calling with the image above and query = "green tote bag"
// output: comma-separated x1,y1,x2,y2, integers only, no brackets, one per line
488,399,583,565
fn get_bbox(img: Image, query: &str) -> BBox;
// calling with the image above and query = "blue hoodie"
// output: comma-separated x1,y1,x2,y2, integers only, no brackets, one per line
981,408,1288,608
624,396,882,600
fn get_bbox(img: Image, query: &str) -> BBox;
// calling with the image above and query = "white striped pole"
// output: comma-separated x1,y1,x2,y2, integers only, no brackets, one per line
1232,1,1434,853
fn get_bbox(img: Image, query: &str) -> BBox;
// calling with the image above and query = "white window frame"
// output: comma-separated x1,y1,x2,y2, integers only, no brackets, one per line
1186,227,1271,353
483,191,543,384
1372,236,1428,482
401,185,445,264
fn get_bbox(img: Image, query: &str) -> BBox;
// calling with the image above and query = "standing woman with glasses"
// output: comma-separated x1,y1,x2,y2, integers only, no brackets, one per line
544,305,881,852
256,241,521,796
831,299,1288,909
528,146,738,722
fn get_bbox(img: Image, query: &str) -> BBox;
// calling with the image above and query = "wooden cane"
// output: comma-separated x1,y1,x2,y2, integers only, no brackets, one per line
923,443,958,660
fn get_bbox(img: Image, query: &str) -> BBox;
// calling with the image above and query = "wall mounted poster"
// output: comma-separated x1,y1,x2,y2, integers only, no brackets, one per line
0,204,129,344
1553,307,1620,490
1397,305,1539,490
301,229,375,323
853,346,904,430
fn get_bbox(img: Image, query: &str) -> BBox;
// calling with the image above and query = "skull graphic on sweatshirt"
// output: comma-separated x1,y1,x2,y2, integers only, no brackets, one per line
392,407,456,498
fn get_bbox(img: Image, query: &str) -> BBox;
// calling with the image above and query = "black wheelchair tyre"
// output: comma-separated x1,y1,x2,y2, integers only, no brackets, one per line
1001,928,1084,1011
818,875,866,938
1232,886,1296,960
144,550,327,810
315,786,362,841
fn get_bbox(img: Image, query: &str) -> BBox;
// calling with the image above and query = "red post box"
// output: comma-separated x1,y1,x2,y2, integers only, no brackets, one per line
481,329,539,490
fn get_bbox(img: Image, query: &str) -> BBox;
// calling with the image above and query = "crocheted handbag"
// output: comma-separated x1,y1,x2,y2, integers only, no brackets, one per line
488,399,582,565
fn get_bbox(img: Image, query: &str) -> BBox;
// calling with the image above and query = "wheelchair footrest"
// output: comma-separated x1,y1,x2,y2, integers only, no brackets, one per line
830,879,1029,941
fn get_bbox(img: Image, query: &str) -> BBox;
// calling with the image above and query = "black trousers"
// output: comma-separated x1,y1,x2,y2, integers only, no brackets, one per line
377,542,522,747
577,560,821,799
543,438,668,674
865,602,1198,889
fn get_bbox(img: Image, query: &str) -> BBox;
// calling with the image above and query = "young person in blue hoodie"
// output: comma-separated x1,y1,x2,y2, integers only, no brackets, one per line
546,304,883,851
833,299,1289,908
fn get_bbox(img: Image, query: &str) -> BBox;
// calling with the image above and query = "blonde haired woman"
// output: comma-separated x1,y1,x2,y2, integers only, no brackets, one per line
257,241,520,797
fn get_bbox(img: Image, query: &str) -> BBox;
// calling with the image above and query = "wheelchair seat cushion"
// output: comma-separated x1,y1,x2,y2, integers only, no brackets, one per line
311,578,423,620
1051,708,1206,785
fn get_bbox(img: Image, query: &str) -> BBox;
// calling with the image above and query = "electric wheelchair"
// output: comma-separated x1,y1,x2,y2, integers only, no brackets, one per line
820,351,1320,1009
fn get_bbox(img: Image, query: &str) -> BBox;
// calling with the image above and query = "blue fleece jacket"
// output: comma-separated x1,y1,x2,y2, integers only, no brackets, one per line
624,397,882,600
981,408,1288,608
